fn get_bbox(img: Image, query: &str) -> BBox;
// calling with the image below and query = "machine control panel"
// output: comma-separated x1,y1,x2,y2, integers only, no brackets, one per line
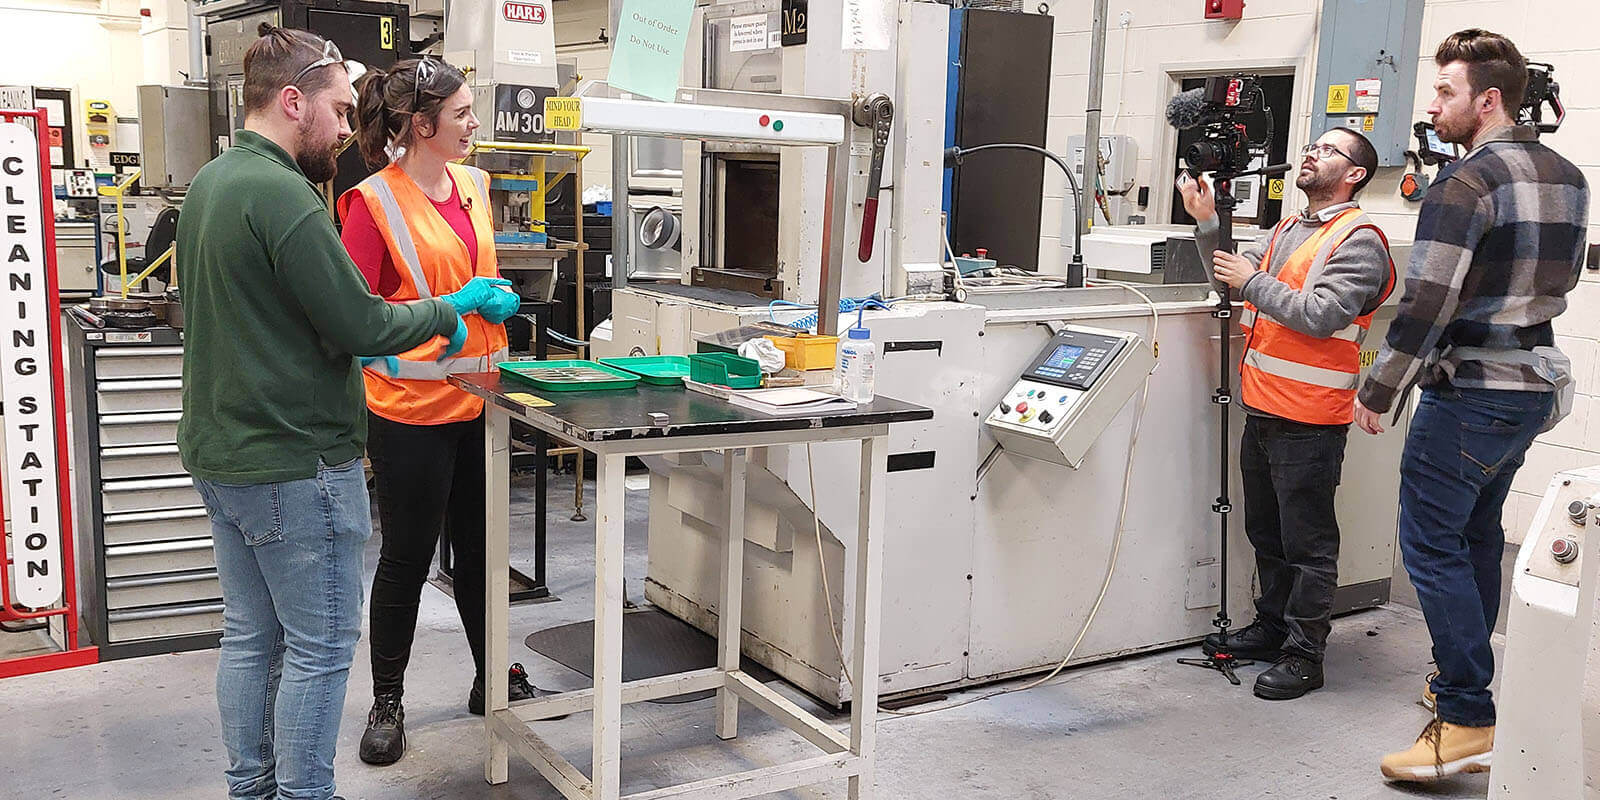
1021,330,1129,390
985,326,1156,469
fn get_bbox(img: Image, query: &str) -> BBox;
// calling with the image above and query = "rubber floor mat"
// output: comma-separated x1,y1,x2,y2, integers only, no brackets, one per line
524,608,780,703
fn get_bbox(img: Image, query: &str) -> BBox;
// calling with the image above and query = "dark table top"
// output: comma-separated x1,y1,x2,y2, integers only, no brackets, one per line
449,372,933,443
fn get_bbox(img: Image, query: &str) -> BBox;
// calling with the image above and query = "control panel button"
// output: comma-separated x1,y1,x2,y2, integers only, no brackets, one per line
1567,500,1589,525
1551,537,1579,564
1057,395,1068,404
999,401,1012,415
1015,402,1029,414
1038,410,1054,424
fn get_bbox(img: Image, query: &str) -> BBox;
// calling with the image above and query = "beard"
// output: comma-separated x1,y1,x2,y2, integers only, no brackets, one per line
1433,113,1474,146
295,110,342,184
1296,168,1337,195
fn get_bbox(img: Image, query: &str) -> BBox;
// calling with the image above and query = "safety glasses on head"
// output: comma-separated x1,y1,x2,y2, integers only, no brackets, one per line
288,37,345,87
412,57,444,111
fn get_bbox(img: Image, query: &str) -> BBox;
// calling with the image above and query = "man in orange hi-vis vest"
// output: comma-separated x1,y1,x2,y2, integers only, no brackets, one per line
1176,127,1395,701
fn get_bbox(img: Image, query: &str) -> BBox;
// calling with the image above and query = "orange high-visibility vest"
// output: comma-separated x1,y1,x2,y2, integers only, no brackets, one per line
1238,207,1396,426
337,163,509,425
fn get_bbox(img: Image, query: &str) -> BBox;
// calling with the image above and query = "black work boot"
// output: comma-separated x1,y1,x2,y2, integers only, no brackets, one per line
469,662,568,719
1253,653,1325,700
1201,621,1284,660
358,694,406,766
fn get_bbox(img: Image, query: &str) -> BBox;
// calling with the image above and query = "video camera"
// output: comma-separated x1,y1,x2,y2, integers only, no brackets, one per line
1165,74,1272,178
1521,61,1564,133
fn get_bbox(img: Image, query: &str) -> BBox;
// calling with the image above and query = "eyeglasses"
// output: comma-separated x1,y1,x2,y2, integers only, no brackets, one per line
1300,142,1354,163
412,57,442,111
288,37,345,87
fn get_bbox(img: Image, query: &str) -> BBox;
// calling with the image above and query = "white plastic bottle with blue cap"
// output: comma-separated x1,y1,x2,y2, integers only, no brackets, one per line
836,321,877,403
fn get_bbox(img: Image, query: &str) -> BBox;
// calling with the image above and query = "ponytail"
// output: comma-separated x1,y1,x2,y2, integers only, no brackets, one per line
354,68,393,168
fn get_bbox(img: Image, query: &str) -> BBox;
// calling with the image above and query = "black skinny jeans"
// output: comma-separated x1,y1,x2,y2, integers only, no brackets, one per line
366,411,487,698
1238,414,1347,661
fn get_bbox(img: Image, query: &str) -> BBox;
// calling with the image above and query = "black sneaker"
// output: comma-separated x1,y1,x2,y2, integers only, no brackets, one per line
358,694,406,766
1201,621,1284,660
468,663,569,719
1253,652,1325,700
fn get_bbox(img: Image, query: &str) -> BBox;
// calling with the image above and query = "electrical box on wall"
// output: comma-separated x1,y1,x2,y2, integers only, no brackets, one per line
1067,134,1138,227
1310,0,1425,167
1204,0,1244,20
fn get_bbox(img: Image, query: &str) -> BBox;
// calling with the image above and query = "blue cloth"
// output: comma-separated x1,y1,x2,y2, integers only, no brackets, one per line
478,287,522,324
1398,387,1552,727
194,457,371,800
440,277,512,317
439,314,468,361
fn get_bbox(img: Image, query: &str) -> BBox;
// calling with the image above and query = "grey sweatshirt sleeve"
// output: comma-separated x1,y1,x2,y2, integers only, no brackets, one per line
1239,226,1390,339
1193,216,1271,296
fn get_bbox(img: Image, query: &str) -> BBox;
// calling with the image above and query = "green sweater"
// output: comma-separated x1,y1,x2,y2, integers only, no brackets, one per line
177,130,458,484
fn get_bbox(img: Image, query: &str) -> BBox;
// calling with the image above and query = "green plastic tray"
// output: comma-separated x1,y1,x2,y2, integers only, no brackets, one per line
497,360,640,391
597,355,692,386
688,352,762,389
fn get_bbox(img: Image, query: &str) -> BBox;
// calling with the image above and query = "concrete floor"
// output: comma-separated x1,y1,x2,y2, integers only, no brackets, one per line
0,470,1586,799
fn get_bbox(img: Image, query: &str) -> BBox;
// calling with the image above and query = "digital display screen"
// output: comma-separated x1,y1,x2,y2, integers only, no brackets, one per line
1044,344,1085,369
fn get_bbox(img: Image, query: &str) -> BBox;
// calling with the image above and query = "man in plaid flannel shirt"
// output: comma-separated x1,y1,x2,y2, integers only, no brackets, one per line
1354,29,1590,782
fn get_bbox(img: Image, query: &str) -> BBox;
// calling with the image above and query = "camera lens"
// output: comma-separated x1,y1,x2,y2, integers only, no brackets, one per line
1184,140,1230,173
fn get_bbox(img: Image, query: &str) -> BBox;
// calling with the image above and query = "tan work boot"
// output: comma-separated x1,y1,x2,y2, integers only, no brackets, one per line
1421,670,1437,711
1380,717,1493,782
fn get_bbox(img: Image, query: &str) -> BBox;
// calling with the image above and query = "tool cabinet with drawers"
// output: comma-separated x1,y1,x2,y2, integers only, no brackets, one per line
64,318,222,659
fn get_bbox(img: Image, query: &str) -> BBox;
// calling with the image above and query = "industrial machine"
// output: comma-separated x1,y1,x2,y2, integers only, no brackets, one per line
589,0,1414,707
1491,466,1599,798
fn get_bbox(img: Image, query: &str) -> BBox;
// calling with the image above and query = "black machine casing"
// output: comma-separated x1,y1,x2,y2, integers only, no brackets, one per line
204,0,412,200
944,8,1053,271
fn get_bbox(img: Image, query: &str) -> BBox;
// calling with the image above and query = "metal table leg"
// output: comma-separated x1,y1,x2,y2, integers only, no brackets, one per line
484,408,512,784
717,448,749,740
848,435,888,800
592,452,627,800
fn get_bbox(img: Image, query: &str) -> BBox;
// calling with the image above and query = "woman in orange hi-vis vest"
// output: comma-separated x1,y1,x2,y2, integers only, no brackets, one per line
338,57,561,767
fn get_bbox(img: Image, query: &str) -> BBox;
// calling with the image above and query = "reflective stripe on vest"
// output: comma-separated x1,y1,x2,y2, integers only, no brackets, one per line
361,175,433,299
365,348,510,381
1243,348,1360,390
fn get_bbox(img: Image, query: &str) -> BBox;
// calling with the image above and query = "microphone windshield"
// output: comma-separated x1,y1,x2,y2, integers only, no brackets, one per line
1165,88,1206,130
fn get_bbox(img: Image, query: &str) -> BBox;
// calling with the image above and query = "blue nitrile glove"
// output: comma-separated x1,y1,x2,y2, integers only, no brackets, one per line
441,277,513,317
358,355,400,375
478,286,522,324
439,313,469,362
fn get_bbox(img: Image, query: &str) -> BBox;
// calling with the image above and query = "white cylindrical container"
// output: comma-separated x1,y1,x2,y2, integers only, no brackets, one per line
835,327,877,403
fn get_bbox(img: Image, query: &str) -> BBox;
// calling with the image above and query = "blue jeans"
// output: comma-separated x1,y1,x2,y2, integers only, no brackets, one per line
195,457,371,800
1398,387,1552,727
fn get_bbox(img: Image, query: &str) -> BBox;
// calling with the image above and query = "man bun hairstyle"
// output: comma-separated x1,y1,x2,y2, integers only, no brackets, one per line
1435,28,1528,113
242,23,340,115
353,58,468,168
1329,127,1379,195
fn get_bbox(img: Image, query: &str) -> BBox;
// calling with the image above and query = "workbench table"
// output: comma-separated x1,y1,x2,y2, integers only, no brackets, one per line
449,373,932,800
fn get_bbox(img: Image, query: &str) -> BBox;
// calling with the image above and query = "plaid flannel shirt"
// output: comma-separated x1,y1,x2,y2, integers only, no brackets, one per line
1358,125,1590,414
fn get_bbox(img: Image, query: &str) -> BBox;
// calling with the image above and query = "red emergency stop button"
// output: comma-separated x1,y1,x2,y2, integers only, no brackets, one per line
1015,401,1029,414
1551,537,1579,564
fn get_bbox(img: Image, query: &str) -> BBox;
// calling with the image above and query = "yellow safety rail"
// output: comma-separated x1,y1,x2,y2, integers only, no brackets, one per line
96,169,143,299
